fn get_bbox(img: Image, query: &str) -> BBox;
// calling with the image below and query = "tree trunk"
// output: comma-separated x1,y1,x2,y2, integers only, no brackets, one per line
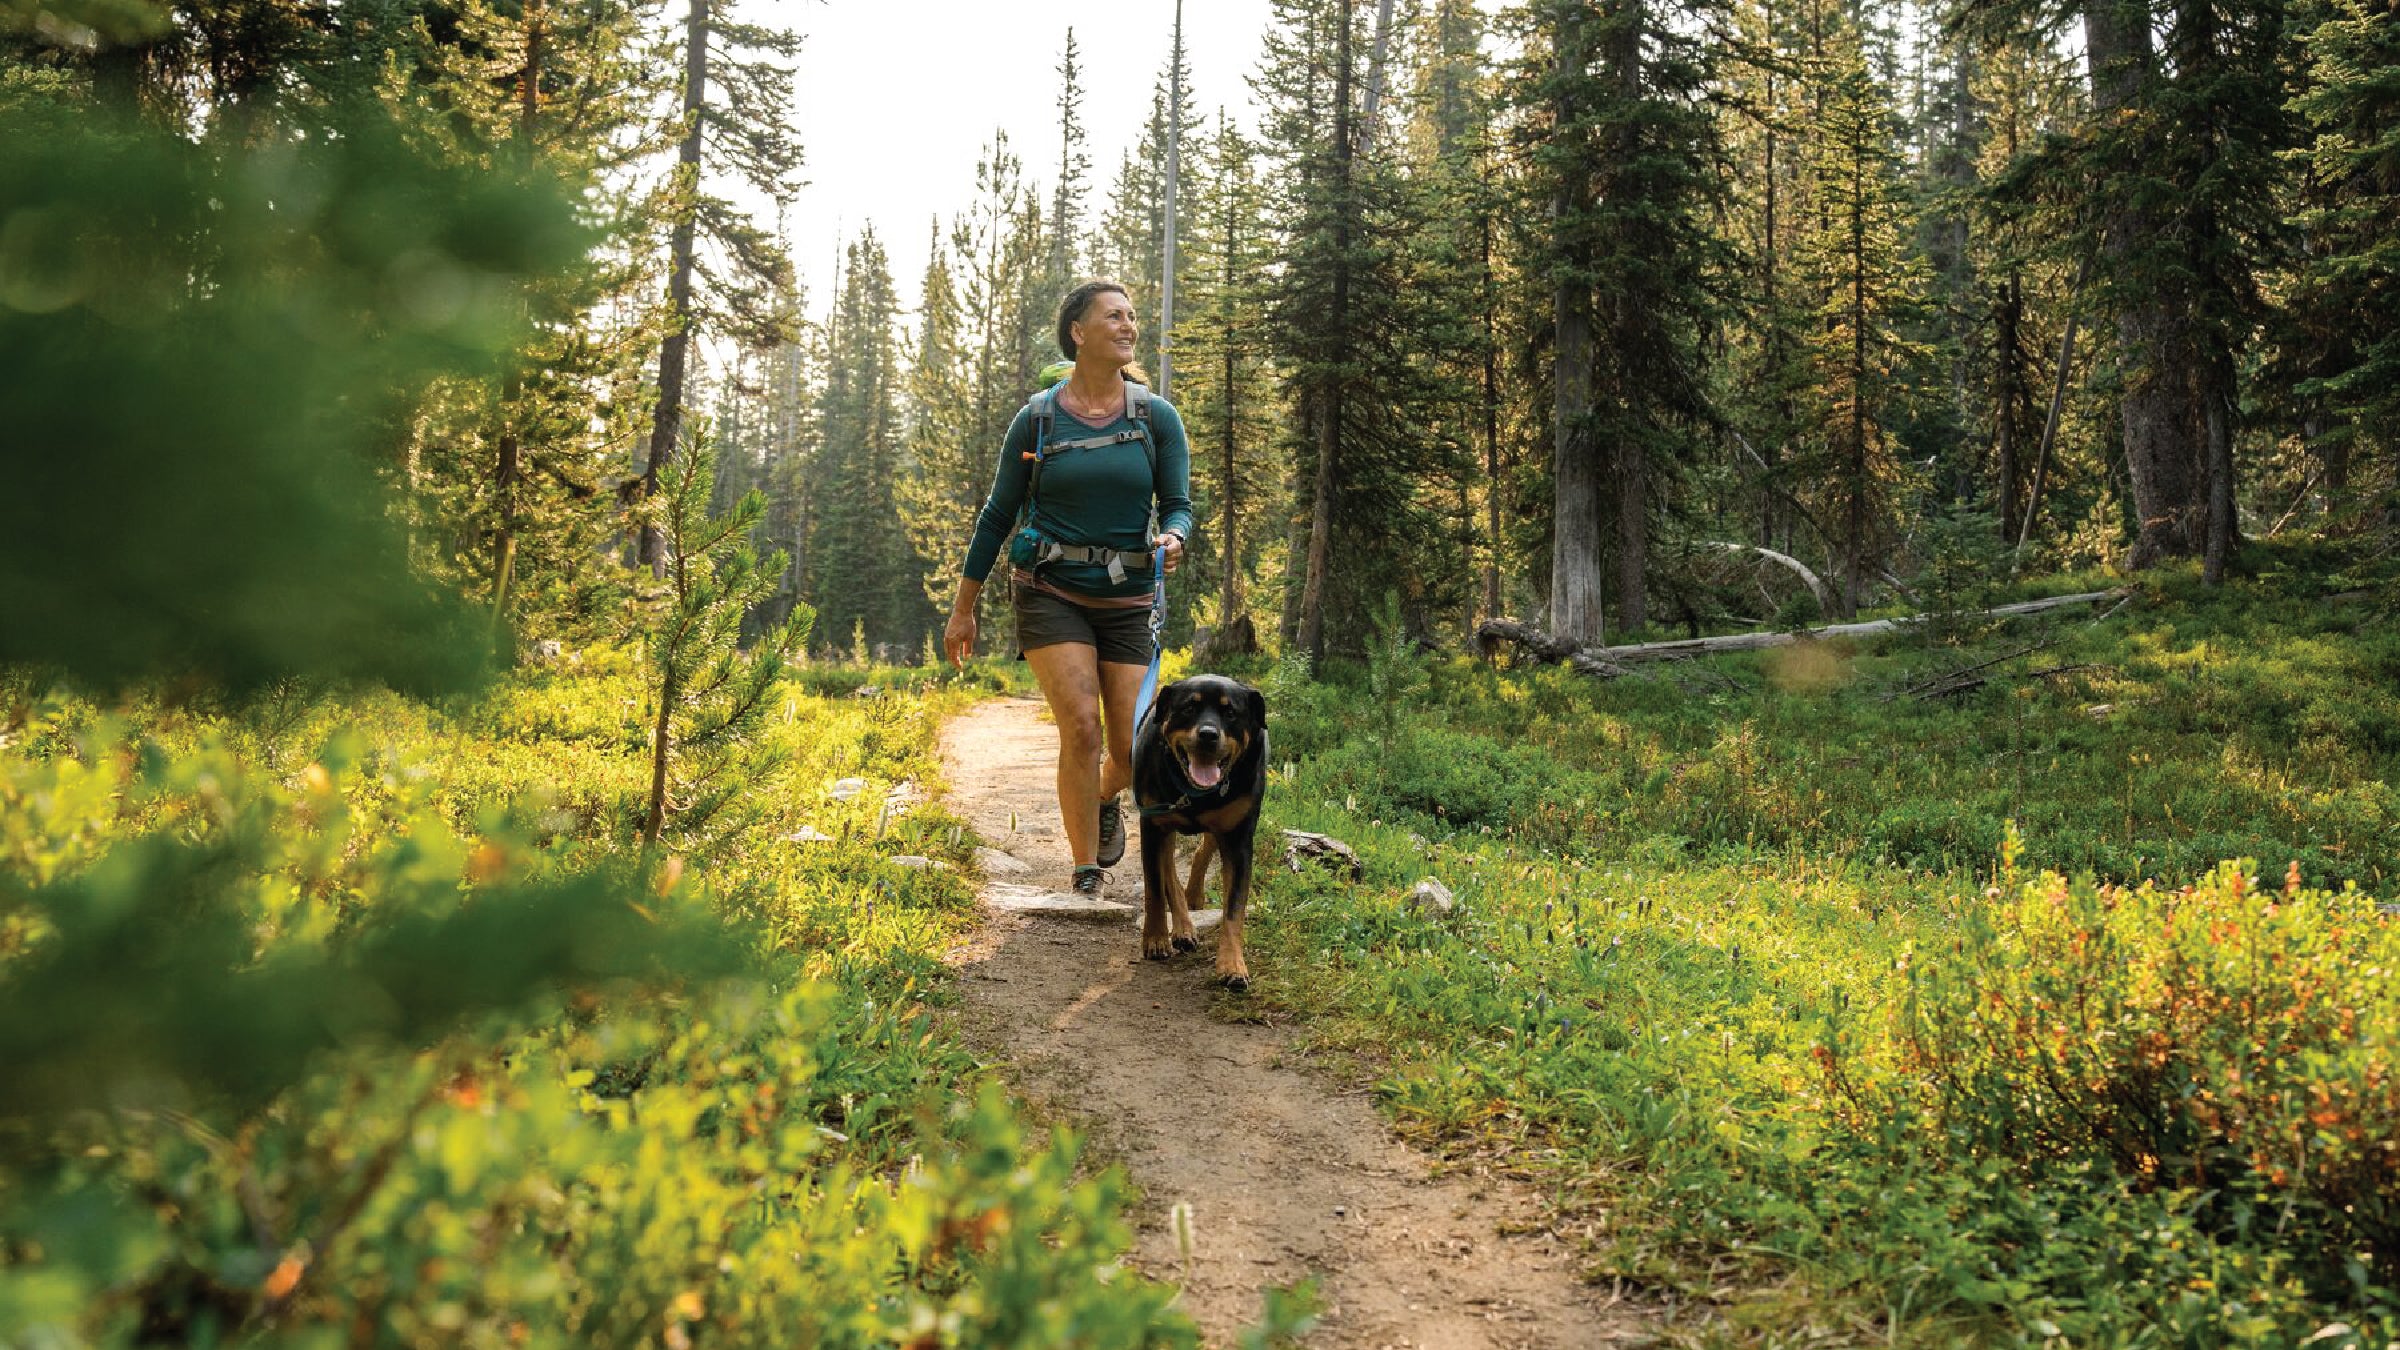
1295,0,1354,663
2018,252,2092,551
1845,116,1871,618
489,0,542,636
640,0,710,572
2203,371,2235,585
1995,269,2022,542
1356,0,1399,154
1220,178,1242,625
2084,0,2206,568
1481,210,1502,624
1759,2,1782,554
1549,6,1604,645
1158,1,1184,399
1606,0,1647,634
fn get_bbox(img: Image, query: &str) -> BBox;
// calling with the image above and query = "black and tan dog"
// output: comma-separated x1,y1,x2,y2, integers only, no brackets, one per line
1131,674,1268,989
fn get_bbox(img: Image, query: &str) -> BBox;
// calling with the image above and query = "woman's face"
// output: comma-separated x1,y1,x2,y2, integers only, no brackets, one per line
1071,290,1139,368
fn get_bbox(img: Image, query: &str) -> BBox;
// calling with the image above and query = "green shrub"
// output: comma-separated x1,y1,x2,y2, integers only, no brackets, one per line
1841,853,2400,1288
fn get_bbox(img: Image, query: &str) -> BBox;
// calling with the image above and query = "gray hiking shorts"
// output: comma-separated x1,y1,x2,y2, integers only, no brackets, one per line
1013,582,1152,666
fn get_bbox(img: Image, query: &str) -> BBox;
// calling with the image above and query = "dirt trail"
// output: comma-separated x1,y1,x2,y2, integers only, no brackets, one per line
940,697,1653,1349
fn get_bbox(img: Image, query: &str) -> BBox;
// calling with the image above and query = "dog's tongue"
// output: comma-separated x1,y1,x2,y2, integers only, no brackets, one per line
1187,759,1224,790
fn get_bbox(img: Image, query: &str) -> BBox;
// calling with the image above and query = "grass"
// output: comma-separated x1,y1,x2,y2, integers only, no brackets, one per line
0,651,1241,1347
1226,553,2400,1346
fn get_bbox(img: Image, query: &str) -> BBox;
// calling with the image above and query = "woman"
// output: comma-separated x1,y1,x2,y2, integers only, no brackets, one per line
944,281,1191,898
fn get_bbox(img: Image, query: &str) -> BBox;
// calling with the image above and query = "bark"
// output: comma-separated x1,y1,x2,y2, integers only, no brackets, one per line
1219,188,1241,625
1158,1,1184,399
490,0,542,633
639,0,711,572
1996,269,2022,542
2203,377,2234,585
2084,0,2207,568
1759,1,1783,554
1295,0,1354,663
2018,253,2093,551
1548,6,1604,645
1606,0,1647,634
1356,0,1399,155
1481,211,1502,624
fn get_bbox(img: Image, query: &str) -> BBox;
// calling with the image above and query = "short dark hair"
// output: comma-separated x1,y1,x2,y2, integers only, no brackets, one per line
1055,280,1131,360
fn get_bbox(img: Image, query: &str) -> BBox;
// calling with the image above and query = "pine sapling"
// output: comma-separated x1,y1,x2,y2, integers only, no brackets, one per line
641,442,813,848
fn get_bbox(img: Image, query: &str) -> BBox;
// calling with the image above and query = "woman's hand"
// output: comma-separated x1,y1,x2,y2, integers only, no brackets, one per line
944,607,978,668
944,577,983,668
1159,531,1185,575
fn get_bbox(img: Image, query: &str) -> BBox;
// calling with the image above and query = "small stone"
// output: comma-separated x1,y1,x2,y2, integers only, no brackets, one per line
2084,702,2115,720
850,684,884,700
784,826,835,844
1333,1205,1347,1218
886,855,944,870
1407,877,1456,915
830,777,868,801
974,847,1032,876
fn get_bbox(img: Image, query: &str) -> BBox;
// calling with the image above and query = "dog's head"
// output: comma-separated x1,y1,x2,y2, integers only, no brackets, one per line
1152,674,1266,792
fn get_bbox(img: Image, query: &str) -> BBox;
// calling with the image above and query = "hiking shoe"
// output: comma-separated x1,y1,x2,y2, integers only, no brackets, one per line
1071,864,1106,898
1096,794,1126,867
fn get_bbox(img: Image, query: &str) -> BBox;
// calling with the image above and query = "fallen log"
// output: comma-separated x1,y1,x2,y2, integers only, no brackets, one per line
1475,589,2128,674
1470,621,1631,677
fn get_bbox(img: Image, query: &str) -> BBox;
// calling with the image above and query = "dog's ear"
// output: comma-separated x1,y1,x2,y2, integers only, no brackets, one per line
1244,684,1267,726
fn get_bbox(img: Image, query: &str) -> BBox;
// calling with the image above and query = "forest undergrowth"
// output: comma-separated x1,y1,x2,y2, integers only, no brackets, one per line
0,655,1235,1347
1230,555,2400,1347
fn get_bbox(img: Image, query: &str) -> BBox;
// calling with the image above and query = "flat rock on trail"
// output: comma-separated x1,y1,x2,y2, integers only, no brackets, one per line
940,697,1652,1349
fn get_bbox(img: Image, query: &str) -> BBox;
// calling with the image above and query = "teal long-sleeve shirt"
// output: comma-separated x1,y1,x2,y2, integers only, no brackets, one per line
962,388,1195,600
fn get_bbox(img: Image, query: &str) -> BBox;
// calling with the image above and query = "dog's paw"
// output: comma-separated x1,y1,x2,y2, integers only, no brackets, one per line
1142,934,1176,961
1172,934,1198,954
1216,971,1251,993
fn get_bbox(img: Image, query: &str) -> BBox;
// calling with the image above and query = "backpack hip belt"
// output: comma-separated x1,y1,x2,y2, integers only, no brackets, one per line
1024,538,1155,584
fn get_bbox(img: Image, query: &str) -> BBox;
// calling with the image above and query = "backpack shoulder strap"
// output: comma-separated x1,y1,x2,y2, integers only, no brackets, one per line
1122,380,1155,473
1024,386,1058,511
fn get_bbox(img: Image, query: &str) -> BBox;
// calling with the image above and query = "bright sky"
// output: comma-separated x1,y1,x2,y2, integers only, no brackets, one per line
774,0,1281,320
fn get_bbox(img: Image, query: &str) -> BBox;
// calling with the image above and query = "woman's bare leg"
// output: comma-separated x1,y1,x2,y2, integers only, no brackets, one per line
1097,659,1146,802
1025,642,1105,865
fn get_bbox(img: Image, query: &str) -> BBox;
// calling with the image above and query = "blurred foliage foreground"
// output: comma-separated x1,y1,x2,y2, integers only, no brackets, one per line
0,116,1210,1345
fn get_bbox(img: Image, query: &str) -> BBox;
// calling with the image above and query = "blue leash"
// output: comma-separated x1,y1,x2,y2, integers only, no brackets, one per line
1133,544,1167,727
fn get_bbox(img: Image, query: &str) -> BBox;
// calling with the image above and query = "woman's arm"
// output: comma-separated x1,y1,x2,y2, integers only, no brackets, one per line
1151,400,1194,572
960,406,1038,584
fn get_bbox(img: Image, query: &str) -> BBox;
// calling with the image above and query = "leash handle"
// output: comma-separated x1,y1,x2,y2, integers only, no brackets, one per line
1134,544,1167,728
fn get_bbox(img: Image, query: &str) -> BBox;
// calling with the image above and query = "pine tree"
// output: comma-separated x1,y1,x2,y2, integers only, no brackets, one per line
1718,0,1819,560
804,229,931,656
1965,23,2087,549
1799,32,1928,613
896,223,986,615
2282,0,2398,502
1408,0,1509,629
1091,44,1199,383
1520,0,1606,643
1046,29,1091,302
633,0,803,569
1177,113,1277,651
641,442,812,846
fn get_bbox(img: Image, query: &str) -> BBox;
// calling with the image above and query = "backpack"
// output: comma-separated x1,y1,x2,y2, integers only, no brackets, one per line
1011,378,1160,585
